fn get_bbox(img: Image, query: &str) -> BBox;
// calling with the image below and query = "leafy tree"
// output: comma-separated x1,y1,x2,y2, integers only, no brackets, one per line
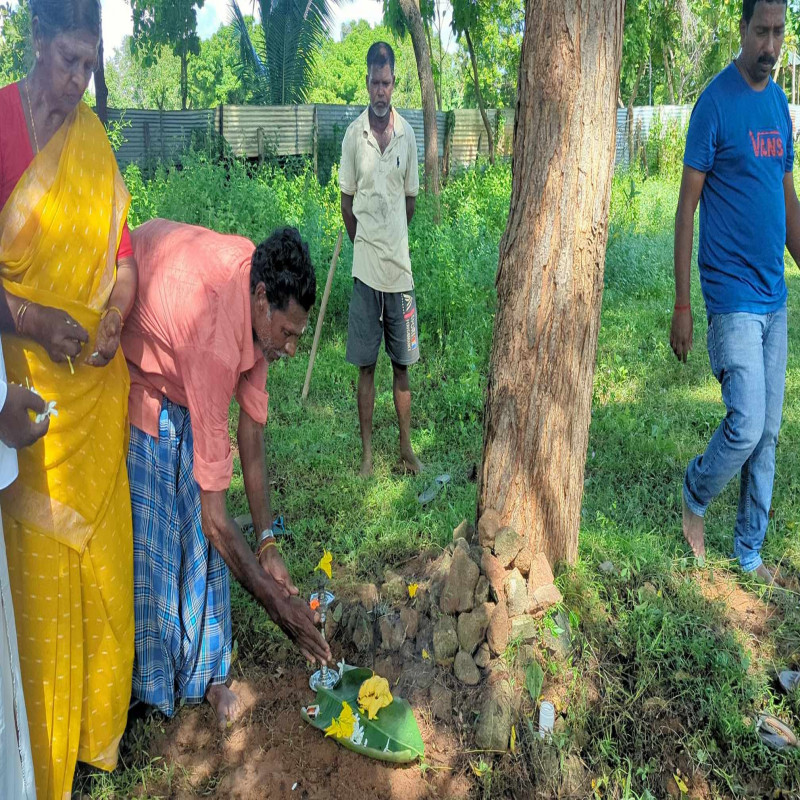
231,0,340,105
458,0,523,109
129,0,205,110
106,35,182,109
0,0,32,85
307,20,422,106
451,0,494,163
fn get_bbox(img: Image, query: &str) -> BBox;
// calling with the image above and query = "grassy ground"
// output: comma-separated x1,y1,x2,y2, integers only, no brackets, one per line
76,157,800,798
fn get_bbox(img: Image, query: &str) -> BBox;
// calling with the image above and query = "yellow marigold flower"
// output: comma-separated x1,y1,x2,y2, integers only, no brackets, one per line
422,649,430,660
407,582,418,598
315,550,333,579
324,700,356,739
358,675,393,720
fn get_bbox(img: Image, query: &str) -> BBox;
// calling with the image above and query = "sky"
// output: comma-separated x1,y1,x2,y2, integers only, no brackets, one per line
70,0,385,56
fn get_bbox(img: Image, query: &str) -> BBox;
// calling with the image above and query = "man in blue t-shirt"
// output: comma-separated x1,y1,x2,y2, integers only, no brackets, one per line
671,0,800,583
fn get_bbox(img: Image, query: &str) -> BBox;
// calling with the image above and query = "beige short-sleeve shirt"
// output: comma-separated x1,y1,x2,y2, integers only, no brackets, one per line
339,108,420,293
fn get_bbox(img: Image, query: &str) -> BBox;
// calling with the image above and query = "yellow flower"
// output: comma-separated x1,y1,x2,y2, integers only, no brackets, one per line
358,675,393,720
324,700,356,739
422,649,430,660
407,583,418,598
510,724,517,754
315,550,333,579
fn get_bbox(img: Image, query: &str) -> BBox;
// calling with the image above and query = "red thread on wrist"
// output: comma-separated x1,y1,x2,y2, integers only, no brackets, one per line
674,304,691,312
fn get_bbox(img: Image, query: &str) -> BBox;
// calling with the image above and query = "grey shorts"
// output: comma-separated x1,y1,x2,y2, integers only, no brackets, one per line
346,278,420,367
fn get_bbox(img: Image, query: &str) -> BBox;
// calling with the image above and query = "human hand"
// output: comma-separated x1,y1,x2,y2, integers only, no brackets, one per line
87,308,122,367
258,545,299,597
269,594,331,665
0,384,50,449
670,308,693,363
27,305,88,366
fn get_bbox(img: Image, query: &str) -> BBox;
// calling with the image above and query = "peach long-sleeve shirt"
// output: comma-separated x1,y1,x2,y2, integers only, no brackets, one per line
122,218,269,491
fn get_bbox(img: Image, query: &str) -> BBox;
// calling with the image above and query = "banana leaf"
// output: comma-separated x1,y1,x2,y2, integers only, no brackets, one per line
301,666,425,763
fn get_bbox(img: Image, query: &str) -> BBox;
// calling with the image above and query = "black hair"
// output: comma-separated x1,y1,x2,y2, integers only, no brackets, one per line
367,41,395,76
30,0,101,40
250,227,316,312
742,0,786,24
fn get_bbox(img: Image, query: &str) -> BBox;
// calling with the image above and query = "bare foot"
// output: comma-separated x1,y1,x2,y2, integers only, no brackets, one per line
681,494,705,563
359,452,373,478
750,563,784,587
400,447,423,475
206,683,242,729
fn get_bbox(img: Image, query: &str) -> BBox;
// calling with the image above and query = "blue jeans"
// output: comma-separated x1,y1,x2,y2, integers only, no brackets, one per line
683,305,787,572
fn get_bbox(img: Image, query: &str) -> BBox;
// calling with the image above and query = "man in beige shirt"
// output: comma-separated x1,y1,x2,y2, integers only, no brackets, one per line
340,41,422,477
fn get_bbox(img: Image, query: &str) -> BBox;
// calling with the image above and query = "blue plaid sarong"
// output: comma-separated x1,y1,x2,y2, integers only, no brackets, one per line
127,398,232,716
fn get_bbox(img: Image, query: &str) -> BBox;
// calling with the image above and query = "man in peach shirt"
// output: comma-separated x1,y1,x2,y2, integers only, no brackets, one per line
123,221,330,725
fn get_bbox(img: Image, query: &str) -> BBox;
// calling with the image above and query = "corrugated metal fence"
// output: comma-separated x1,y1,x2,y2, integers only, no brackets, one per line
108,102,800,174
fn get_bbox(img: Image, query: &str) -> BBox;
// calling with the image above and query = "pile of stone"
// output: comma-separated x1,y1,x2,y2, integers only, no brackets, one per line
327,509,563,692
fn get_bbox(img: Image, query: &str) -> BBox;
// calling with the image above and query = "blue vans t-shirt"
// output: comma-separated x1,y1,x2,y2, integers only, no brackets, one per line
684,62,793,314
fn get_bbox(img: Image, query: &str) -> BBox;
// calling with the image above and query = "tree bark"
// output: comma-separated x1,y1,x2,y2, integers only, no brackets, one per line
478,0,625,567
663,48,675,105
180,44,188,110
397,0,440,202
465,28,495,165
94,33,108,125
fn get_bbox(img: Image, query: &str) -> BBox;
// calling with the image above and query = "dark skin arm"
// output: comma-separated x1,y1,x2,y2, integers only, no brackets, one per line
341,192,357,244
784,172,800,266
406,195,416,225
670,165,706,363
199,488,330,665
88,255,138,367
237,408,297,596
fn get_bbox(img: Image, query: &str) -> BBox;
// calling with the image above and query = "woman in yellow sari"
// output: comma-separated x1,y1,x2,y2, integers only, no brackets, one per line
0,1,136,797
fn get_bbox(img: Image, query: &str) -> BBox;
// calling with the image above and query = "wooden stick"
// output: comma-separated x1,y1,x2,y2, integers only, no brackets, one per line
302,230,343,401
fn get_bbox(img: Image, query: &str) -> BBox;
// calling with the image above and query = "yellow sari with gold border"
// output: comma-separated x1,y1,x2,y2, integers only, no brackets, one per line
0,101,133,799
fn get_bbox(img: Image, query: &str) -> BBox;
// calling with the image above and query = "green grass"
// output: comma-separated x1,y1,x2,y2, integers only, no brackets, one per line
79,157,800,798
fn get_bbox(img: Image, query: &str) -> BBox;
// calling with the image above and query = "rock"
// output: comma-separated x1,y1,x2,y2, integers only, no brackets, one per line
429,684,453,721
454,537,471,553
529,583,564,615
324,615,338,641
332,603,344,623
440,547,479,614
474,642,491,668
427,552,452,607
373,655,400,685
481,550,507,605
433,615,459,665
400,640,416,662
517,643,536,666
351,583,379,613
475,678,514,751
416,617,434,658
510,614,537,641
561,754,590,798
453,519,475,544
514,546,532,577
413,585,432,616
484,659,510,686
487,602,509,656
399,606,419,640
412,660,435,690
528,552,555,593
504,568,528,618
474,575,490,605
542,609,572,660
457,603,493,654
478,509,501,548
598,560,617,576
381,570,408,604
351,606,373,652
494,527,525,567
454,650,481,685
379,613,407,651
642,581,658,597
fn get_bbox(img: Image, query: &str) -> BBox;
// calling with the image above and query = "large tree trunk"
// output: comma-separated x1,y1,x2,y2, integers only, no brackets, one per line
397,0,440,200
180,45,188,110
465,28,494,165
94,33,108,125
477,0,625,567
